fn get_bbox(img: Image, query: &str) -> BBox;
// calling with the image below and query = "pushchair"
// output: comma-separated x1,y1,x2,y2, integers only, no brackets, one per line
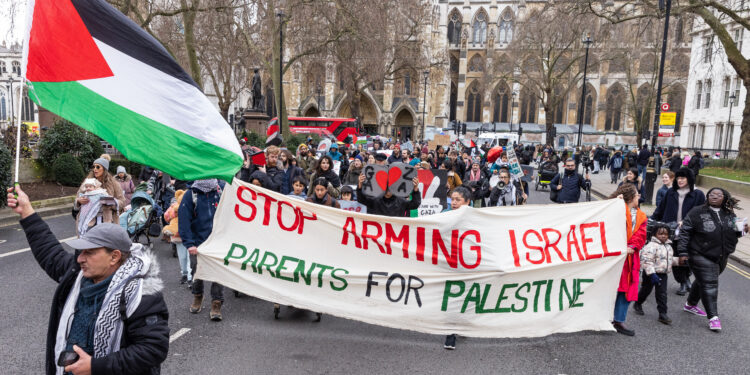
535,161,559,191
119,191,161,246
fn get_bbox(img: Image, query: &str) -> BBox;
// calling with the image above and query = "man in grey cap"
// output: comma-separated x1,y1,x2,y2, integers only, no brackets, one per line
7,186,169,375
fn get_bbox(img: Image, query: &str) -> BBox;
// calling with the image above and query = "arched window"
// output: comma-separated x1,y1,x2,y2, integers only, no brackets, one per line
468,54,484,72
12,61,20,75
0,61,6,74
580,83,597,126
466,82,483,122
519,88,537,124
450,55,459,73
636,84,653,128
552,86,566,124
0,92,6,120
450,82,457,122
472,10,488,45
498,9,514,43
404,72,412,96
605,84,624,131
447,10,462,46
492,82,510,123
22,95,35,122
304,63,325,97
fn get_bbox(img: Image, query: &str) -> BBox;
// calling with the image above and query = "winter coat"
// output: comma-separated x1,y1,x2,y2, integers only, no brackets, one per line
20,213,169,375
178,187,221,248
343,167,363,186
488,181,525,206
655,185,669,208
463,169,488,202
306,193,341,208
264,166,286,193
640,237,673,275
619,206,648,301
387,154,404,164
677,205,742,262
115,174,136,206
550,172,590,203
607,153,624,171
651,183,706,223
356,188,421,217
687,154,702,176
446,171,463,194
282,165,305,195
637,148,650,166
308,169,342,196
668,155,683,173
297,155,317,177
75,175,126,228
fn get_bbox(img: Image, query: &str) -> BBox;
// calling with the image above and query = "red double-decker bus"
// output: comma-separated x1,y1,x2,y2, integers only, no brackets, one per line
267,117,364,143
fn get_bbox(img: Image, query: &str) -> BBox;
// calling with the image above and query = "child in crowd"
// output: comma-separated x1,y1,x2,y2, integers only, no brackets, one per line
339,185,354,201
287,176,308,200
633,224,673,325
77,178,112,236
163,190,191,286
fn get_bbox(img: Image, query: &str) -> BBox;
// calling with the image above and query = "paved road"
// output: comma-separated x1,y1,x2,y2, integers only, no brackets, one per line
2,188,750,374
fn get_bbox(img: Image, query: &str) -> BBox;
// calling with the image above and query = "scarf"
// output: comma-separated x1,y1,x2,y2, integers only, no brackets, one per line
469,169,480,182
55,245,154,375
192,179,218,193
496,184,517,206
676,187,690,221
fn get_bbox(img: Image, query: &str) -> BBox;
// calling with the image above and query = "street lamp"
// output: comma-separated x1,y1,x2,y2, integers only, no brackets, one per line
6,77,15,126
422,70,429,139
644,0,672,206
725,93,736,158
316,83,322,115
577,35,593,148
509,90,517,135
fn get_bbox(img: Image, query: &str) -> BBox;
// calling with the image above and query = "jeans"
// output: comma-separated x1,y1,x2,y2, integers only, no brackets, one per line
593,160,600,172
613,291,630,323
610,169,621,183
190,253,224,302
687,254,724,319
637,165,647,180
175,242,192,280
637,272,668,314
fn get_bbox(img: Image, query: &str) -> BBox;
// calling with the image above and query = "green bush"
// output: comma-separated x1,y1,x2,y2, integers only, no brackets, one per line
0,143,11,207
39,119,103,171
53,154,85,187
704,158,736,169
109,158,143,179
239,130,266,149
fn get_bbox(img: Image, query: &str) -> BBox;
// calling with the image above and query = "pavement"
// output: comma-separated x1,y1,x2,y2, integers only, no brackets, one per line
586,167,750,267
2,188,750,373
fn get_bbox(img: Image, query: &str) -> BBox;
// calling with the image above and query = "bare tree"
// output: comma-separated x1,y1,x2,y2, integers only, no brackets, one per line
506,3,600,144
578,0,750,168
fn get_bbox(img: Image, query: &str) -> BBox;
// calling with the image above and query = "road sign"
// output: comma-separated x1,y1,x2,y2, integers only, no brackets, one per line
659,112,676,126
659,124,675,137
661,103,670,111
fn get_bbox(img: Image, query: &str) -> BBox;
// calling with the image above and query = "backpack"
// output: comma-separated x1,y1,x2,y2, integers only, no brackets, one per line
698,157,705,169
612,156,623,169
627,154,637,167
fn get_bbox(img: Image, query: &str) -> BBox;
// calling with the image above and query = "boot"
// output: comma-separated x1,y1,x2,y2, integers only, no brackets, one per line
314,312,322,322
685,278,692,291
210,300,223,321
190,294,203,314
273,304,281,320
633,302,644,316
612,321,635,336
676,282,688,296
658,313,672,325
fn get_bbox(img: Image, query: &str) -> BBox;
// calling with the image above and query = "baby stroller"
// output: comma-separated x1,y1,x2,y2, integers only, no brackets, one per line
119,191,161,246
535,161,559,191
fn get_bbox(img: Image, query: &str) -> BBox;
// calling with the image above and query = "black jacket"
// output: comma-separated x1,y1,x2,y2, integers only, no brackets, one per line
651,186,706,223
357,188,421,217
550,172,590,203
668,155,683,173
463,169,488,202
677,205,741,262
637,148,650,166
20,214,169,375
688,155,702,176
264,166,286,192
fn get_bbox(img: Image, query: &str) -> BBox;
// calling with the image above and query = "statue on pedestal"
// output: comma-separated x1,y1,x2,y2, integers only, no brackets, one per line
251,69,263,110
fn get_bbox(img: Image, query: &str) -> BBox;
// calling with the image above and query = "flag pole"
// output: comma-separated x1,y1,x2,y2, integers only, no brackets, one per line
13,78,25,191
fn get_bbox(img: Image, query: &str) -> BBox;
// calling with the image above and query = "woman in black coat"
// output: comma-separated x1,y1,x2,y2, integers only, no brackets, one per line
651,168,706,295
307,155,342,197
677,188,747,331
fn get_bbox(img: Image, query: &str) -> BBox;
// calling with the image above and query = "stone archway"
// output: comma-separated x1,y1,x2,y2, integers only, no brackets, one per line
303,106,320,117
394,108,414,141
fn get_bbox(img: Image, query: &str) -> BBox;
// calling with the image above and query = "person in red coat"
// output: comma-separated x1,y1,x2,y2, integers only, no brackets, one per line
609,184,647,336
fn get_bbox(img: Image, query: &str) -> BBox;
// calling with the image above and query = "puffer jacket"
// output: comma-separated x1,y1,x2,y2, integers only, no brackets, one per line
640,237,673,275
677,205,742,262
20,213,169,375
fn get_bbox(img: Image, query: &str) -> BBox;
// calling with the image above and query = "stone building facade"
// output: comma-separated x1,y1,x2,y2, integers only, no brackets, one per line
0,45,39,130
272,0,691,146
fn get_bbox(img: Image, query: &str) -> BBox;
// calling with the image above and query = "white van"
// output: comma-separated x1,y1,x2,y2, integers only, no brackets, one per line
476,132,519,148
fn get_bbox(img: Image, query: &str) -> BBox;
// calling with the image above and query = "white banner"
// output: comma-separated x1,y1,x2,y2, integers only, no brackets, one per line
196,179,627,338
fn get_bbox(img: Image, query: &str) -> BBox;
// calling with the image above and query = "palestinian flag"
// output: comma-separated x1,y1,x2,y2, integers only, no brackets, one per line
22,0,243,181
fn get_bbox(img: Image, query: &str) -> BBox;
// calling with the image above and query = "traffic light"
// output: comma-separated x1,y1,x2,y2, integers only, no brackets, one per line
461,122,467,135
451,120,458,134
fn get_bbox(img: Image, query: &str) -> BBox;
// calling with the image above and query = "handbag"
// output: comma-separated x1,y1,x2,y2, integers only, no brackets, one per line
549,173,562,202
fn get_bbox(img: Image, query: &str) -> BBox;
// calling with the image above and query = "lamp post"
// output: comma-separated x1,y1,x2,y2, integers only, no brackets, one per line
6,77,15,127
510,90,517,135
276,11,285,134
316,83,322,115
644,0,671,206
725,93,736,158
577,35,593,148
422,70,429,140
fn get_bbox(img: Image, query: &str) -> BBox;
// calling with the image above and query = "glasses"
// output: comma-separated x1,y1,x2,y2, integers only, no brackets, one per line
92,165,103,170
708,192,725,198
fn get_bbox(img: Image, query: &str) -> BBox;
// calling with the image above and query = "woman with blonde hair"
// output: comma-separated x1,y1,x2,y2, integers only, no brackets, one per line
74,155,125,233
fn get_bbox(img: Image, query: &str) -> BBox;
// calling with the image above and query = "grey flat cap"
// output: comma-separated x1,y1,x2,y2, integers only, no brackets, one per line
67,223,133,252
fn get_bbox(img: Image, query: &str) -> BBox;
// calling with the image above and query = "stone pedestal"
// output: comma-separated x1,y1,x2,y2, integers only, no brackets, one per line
243,110,270,135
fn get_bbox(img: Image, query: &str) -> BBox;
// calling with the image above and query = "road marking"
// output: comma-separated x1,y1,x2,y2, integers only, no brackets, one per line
169,328,191,343
0,236,77,258
727,263,750,280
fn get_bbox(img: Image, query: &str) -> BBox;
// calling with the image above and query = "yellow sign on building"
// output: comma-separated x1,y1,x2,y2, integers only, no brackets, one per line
659,112,676,126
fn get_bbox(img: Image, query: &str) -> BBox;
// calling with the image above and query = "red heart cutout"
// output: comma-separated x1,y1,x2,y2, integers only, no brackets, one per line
375,170,389,190
388,167,402,186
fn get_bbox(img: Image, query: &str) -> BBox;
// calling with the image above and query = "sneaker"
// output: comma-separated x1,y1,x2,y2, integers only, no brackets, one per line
187,280,193,289
180,275,188,284
709,317,721,331
210,300,223,321
683,303,707,317
443,334,457,350
190,294,203,314
633,302,644,316
612,321,635,336
658,314,672,325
